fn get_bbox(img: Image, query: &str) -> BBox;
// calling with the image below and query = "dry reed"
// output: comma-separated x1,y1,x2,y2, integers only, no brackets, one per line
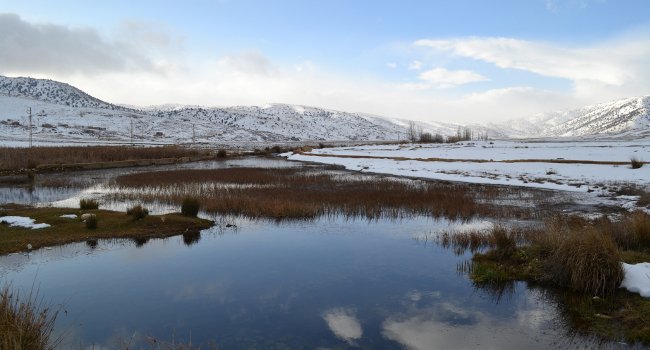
111,167,524,220
0,286,60,350
0,145,210,171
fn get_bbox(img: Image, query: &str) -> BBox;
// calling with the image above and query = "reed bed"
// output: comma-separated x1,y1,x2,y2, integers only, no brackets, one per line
0,145,211,171
111,167,530,220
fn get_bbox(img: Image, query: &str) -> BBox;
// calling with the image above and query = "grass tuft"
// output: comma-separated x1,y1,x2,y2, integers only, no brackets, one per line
79,198,99,210
126,204,149,220
0,286,60,350
543,229,623,297
85,214,98,229
181,197,200,217
631,157,644,169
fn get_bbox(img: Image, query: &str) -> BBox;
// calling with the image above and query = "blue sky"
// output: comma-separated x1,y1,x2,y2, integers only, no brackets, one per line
1,0,650,122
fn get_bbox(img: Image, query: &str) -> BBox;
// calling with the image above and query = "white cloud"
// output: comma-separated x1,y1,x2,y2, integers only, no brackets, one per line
5,14,649,125
322,308,363,345
418,67,487,87
386,62,397,69
0,13,153,75
408,60,423,70
414,36,645,87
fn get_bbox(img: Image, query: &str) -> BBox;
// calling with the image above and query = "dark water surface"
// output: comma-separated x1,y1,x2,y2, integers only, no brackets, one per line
2,215,595,349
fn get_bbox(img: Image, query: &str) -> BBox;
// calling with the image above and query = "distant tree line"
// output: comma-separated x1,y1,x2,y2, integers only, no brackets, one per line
407,121,488,144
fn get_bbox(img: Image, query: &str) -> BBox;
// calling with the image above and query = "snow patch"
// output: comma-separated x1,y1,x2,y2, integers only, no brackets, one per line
621,263,650,297
60,214,78,219
0,216,50,229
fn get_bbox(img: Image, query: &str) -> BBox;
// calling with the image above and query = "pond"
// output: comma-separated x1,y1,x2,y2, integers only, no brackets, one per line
0,158,614,348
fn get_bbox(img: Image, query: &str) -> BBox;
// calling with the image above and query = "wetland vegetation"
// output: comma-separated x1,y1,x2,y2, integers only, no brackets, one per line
110,167,551,220
0,153,648,348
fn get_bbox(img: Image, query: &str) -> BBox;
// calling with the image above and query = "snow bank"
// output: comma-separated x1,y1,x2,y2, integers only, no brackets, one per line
0,216,50,229
621,263,650,297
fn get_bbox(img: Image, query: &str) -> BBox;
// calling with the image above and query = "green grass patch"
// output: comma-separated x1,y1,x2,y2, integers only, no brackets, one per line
0,205,213,255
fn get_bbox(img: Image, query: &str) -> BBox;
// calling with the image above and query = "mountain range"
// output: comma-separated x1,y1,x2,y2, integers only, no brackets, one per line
0,75,648,144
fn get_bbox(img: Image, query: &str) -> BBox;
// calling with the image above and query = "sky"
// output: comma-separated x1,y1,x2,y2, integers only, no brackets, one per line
1,0,650,123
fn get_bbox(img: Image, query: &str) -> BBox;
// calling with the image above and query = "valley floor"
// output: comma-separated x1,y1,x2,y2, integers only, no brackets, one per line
286,139,650,213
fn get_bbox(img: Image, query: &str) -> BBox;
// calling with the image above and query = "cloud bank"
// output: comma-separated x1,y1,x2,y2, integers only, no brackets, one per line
0,13,152,75
2,14,649,123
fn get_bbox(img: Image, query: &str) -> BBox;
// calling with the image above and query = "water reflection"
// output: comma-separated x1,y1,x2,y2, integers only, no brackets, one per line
1,157,300,209
131,237,150,248
381,287,566,350
323,308,363,345
182,231,201,246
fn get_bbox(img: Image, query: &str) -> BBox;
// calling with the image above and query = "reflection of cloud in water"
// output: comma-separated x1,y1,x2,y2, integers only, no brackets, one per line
170,279,231,303
449,220,494,233
323,308,363,345
516,289,555,331
382,295,562,350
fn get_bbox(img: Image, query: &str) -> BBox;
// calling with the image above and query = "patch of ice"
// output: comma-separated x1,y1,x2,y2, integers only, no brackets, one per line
621,263,650,297
0,216,50,229
60,214,78,219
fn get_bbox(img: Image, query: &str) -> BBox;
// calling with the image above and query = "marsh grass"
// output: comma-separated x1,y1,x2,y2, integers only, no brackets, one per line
111,167,533,220
79,199,99,210
631,157,644,169
0,145,211,171
0,286,60,350
543,229,622,297
126,204,149,220
448,213,648,297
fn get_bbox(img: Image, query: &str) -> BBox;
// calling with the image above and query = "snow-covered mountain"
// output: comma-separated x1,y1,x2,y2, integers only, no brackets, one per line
0,76,129,111
487,96,650,138
0,75,648,145
0,76,408,143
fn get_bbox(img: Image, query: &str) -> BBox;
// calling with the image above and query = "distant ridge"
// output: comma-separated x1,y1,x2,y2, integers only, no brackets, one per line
0,75,648,144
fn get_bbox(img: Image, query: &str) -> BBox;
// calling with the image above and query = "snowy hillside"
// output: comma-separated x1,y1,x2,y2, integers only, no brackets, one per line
0,75,648,145
489,96,650,138
0,76,409,144
0,76,129,111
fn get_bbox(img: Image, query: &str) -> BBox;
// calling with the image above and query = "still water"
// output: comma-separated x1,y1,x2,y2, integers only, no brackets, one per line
0,158,605,348
2,216,594,349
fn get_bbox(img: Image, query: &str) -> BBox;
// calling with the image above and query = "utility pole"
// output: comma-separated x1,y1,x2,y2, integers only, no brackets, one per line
27,107,32,148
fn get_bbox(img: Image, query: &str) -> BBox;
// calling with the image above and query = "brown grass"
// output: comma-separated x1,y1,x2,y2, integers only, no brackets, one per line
111,167,531,220
0,286,60,350
449,213,636,296
0,145,211,172
543,229,623,297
